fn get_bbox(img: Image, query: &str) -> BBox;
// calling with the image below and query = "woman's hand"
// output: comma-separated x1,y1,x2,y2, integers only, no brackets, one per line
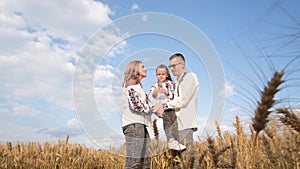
152,88,158,98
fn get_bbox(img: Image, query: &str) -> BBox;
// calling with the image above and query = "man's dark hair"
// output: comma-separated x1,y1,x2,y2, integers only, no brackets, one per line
169,53,185,62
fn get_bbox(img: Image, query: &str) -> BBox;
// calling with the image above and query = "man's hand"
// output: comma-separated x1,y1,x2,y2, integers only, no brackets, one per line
153,103,164,118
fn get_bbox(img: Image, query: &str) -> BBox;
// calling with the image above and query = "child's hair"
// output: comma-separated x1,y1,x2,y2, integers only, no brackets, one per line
156,64,173,82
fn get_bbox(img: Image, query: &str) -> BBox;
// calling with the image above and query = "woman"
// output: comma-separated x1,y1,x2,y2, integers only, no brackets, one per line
122,60,163,169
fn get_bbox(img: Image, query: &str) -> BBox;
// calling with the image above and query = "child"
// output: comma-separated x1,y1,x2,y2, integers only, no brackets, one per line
149,64,186,150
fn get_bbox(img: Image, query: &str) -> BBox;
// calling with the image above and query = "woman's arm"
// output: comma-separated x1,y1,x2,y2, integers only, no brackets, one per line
127,87,151,113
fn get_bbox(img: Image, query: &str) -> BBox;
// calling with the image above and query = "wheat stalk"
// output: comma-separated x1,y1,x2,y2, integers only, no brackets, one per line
207,135,218,167
215,121,223,144
230,138,237,169
251,70,284,168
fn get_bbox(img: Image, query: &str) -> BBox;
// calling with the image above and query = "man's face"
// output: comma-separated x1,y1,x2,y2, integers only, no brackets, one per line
168,57,184,77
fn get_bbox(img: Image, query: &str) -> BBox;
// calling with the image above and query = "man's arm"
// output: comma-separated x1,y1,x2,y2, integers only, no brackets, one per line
167,73,199,109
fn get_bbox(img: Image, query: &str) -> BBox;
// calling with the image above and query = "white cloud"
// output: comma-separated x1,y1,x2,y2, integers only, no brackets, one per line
0,121,42,142
130,3,140,12
229,106,241,112
12,103,40,116
36,127,82,138
0,41,76,109
94,86,122,118
219,124,235,133
0,0,130,145
0,0,112,47
92,134,124,149
95,64,116,86
196,117,216,135
80,29,127,65
0,118,100,147
193,116,237,139
219,81,234,98
0,0,118,110
67,118,79,126
107,41,128,58
142,14,149,22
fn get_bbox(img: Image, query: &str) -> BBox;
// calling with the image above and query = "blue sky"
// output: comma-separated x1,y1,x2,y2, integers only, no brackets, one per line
0,0,299,149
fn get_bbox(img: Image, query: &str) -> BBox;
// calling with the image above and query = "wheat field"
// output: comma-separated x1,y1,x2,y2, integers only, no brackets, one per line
1,115,299,168
1,71,300,169
0,116,299,169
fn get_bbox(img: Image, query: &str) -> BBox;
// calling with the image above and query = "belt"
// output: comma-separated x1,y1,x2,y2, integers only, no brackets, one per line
164,108,175,111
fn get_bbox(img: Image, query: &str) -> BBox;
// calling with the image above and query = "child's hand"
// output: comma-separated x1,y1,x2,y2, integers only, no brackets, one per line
158,88,168,95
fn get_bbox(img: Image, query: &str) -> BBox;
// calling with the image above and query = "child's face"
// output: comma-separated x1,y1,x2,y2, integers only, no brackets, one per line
156,68,168,82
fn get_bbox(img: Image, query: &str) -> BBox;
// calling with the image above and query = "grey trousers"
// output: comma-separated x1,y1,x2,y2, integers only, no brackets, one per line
172,128,196,169
122,123,151,169
178,128,195,151
163,109,178,141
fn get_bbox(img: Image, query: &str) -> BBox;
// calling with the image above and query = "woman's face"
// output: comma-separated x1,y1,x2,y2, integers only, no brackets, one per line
138,63,147,79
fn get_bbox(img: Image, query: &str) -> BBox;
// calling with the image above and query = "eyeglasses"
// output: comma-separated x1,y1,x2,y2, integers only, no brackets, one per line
168,62,181,68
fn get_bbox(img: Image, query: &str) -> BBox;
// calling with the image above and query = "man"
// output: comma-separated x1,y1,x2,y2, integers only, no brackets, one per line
166,53,199,151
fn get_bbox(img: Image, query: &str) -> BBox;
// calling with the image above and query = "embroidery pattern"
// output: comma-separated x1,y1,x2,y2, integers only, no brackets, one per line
150,80,175,101
128,88,150,113
165,81,175,100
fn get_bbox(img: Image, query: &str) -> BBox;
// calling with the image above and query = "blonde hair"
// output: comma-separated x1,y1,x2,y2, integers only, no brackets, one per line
123,60,142,87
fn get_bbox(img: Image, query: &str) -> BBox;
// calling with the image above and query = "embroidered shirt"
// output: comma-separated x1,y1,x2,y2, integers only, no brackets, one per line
166,72,199,131
149,80,175,105
122,84,152,127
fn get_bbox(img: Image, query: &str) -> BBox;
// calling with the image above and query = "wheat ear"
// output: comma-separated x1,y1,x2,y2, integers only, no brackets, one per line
277,108,300,133
153,119,159,140
251,70,284,168
252,70,284,137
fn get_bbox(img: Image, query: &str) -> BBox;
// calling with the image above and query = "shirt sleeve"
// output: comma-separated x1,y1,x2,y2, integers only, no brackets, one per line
149,84,157,97
167,73,199,109
127,87,151,113
166,81,175,100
